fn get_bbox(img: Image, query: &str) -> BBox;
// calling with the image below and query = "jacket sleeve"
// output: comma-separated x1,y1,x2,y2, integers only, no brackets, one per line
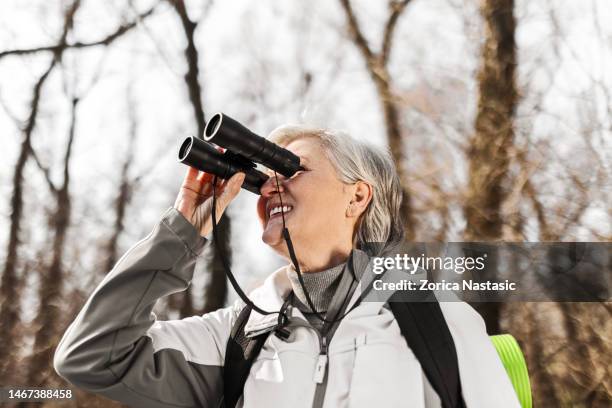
54,207,237,408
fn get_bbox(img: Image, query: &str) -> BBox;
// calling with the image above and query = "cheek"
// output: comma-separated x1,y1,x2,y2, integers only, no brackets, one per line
301,190,347,225
289,175,349,226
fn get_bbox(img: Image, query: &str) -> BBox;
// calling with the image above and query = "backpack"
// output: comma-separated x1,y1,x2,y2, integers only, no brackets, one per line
222,292,465,408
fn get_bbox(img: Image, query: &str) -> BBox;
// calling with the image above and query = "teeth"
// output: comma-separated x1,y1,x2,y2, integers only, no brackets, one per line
269,205,293,217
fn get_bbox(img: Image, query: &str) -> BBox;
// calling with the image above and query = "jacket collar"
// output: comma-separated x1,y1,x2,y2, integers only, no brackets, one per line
242,243,421,336
243,248,375,337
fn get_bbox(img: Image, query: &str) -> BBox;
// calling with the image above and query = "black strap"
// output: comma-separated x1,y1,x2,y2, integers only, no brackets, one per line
222,305,271,408
388,292,465,408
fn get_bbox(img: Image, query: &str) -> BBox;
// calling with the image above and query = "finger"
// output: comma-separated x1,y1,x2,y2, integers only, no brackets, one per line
197,172,215,195
218,172,245,207
210,174,233,197
180,168,206,201
197,171,214,184
202,174,223,197
183,166,200,185
175,168,202,214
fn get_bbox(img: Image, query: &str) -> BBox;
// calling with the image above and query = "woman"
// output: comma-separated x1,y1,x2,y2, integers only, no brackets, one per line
54,126,520,407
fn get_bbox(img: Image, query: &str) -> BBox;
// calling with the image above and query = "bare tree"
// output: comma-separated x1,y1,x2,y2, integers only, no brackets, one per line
0,9,159,374
338,0,416,240
464,0,518,334
0,0,81,386
503,4,612,400
25,88,81,392
465,0,518,241
167,0,229,317
0,61,56,385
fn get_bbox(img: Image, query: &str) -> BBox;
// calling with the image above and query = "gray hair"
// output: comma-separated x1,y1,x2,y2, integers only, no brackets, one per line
268,125,404,250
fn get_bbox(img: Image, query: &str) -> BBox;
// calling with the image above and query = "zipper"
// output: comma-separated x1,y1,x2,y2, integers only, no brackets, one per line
311,328,331,408
286,258,358,408
285,317,331,407
313,337,328,383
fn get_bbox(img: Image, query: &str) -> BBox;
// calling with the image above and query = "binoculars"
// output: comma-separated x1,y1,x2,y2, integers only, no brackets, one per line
178,113,303,194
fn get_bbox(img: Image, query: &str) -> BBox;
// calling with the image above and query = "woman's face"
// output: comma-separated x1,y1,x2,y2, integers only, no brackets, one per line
256,137,356,259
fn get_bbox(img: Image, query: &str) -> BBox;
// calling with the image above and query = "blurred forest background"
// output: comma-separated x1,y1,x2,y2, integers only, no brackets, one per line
0,0,610,406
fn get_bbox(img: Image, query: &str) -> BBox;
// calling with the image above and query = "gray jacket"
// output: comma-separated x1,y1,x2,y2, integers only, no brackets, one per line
54,207,520,408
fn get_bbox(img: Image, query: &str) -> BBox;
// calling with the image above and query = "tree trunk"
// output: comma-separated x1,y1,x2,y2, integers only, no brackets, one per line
376,71,416,241
338,0,416,240
26,190,71,388
24,96,79,391
464,0,518,334
169,0,229,314
0,59,57,384
104,166,132,273
527,303,562,407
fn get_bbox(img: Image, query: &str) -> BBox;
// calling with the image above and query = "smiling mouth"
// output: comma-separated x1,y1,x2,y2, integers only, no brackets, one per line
268,205,293,220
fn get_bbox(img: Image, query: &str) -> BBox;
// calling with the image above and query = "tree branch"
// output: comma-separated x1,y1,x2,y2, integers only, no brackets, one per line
381,0,411,65
0,5,156,60
168,0,206,137
339,0,376,62
29,146,59,194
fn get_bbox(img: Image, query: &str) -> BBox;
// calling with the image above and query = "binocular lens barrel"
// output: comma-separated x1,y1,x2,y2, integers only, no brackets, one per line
178,136,269,195
204,113,301,178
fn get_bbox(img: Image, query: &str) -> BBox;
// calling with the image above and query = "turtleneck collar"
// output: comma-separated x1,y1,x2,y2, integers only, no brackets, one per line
286,262,346,313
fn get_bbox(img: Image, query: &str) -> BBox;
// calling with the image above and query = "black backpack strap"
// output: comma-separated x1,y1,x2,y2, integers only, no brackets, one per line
222,304,271,408
388,292,465,408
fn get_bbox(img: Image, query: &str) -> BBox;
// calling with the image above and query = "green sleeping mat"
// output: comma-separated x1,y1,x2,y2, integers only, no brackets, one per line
490,334,532,408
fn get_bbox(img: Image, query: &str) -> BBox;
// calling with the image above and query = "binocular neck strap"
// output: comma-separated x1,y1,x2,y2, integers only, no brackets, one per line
211,177,284,320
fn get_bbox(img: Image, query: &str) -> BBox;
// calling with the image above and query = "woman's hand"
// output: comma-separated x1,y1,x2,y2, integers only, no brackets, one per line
174,167,246,237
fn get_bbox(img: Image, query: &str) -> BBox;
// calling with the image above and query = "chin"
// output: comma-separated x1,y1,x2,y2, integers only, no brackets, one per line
261,226,283,248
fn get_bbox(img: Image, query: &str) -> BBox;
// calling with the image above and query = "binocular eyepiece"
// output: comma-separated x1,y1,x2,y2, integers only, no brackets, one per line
178,113,303,195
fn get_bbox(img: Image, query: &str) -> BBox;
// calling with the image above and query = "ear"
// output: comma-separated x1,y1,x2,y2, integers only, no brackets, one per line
346,181,373,218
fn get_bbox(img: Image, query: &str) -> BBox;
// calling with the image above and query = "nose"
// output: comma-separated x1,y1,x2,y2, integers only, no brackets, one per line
260,172,286,197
